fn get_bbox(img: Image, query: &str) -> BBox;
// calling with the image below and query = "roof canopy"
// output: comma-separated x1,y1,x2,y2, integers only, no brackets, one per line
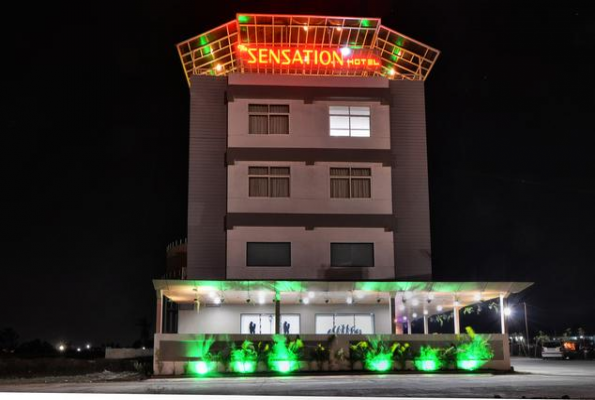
154,279,532,317
177,14,440,86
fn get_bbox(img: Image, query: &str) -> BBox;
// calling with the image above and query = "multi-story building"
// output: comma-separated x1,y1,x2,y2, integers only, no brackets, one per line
153,14,531,374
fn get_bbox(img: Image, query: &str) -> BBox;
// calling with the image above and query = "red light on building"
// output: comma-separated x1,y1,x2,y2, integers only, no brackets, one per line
237,46,381,71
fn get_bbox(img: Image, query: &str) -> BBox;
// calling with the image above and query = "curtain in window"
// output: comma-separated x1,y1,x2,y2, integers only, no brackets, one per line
249,115,268,134
330,179,350,198
351,179,371,198
270,178,289,197
269,115,289,134
249,177,268,197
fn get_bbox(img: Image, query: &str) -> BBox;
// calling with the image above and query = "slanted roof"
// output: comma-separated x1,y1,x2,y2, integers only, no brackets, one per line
177,13,440,86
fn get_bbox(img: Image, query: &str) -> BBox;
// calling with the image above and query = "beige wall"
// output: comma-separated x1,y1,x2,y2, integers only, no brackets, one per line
226,227,394,280
228,161,392,214
228,99,391,149
178,303,391,335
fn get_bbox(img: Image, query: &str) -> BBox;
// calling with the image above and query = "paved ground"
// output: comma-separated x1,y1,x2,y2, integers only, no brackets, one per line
1,358,594,398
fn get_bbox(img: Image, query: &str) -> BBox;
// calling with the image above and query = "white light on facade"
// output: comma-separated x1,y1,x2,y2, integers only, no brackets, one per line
308,291,315,298
209,292,216,298
215,64,223,72
346,296,353,304
411,299,420,306
213,297,221,305
389,68,396,76
258,297,265,305
403,316,408,321
504,307,512,317
86,344,91,349
412,312,418,318
340,47,352,56
398,304,406,311
303,26,308,31
303,297,310,305
454,300,460,307
436,305,443,312
423,309,429,316
474,293,482,301
58,344,65,352
77,347,81,352
427,293,434,300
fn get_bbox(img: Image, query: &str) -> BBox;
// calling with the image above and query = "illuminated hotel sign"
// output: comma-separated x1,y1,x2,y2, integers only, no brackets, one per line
237,45,381,70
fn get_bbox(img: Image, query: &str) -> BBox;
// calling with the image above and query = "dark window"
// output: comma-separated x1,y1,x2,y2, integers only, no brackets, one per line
330,167,371,198
331,243,374,267
249,104,289,134
247,242,291,266
248,166,290,197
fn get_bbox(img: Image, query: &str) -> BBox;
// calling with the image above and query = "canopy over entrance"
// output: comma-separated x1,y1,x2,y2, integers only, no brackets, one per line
154,279,532,316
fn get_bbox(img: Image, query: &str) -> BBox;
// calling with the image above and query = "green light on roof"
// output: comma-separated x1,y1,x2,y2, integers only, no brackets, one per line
198,36,208,46
361,19,371,27
238,15,250,24
203,46,212,55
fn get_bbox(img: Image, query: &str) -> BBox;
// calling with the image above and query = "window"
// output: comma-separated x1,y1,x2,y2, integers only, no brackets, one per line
329,106,370,137
330,167,371,198
249,166,290,197
241,314,300,334
315,313,374,334
247,242,291,266
249,104,290,134
331,243,375,267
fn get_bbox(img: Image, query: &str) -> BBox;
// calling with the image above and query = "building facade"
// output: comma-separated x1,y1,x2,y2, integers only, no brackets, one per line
153,14,530,374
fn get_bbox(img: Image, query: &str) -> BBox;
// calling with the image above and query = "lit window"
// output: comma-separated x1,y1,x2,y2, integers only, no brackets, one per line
330,167,371,198
331,243,375,267
315,313,374,334
329,106,370,137
249,104,290,134
248,166,290,197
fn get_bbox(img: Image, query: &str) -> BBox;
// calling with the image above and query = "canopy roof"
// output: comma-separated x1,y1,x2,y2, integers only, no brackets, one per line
177,14,440,86
154,279,532,316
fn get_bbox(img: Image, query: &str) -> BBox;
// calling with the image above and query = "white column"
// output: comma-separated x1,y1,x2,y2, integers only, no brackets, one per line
453,305,460,334
156,289,163,334
394,295,404,334
423,313,429,334
499,293,506,334
406,309,412,334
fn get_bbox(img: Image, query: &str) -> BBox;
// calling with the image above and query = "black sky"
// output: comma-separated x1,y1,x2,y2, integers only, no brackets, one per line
3,0,594,345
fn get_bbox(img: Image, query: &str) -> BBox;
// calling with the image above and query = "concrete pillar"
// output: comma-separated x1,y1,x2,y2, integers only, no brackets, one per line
156,290,163,334
406,309,412,335
393,295,404,334
389,293,396,334
453,305,460,334
423,313,429,334
275,292,281,334
499,293,507,334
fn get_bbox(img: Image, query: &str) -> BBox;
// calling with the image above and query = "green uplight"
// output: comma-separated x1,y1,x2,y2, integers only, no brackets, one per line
267,335,302,373
191,361,215,376
232,361,256,373
367,358,392,372
198,36,208,46
238,15,250,24
414,346,442,372
230,340,258,374
203,46,212,55
361,19,371,27
455,327,494,371
457,359,481,371
271,360,298,373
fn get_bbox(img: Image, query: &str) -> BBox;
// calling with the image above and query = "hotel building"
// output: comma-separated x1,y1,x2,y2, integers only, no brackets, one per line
153,14,531,373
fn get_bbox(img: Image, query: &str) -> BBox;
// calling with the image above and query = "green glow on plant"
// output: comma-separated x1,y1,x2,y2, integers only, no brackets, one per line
190,361,215,375
238,15,250,24
230,340,258,374
267,335,302,373
457,359,481,371
232,361,256,373
355,337,397,372
414,346,442,372
187,335,215,359
455,327,494,371
367,357,392,372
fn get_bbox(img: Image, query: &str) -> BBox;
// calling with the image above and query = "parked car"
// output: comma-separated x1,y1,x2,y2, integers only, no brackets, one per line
541,340,565,359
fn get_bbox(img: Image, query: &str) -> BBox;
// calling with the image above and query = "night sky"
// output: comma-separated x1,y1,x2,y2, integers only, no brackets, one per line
4,1,594,346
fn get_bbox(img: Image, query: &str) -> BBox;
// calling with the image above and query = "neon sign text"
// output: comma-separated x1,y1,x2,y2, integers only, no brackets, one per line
238,45,381,69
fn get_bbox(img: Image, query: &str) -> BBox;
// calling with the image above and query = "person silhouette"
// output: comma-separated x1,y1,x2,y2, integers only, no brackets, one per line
249,321,256,334
283,320,290,334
